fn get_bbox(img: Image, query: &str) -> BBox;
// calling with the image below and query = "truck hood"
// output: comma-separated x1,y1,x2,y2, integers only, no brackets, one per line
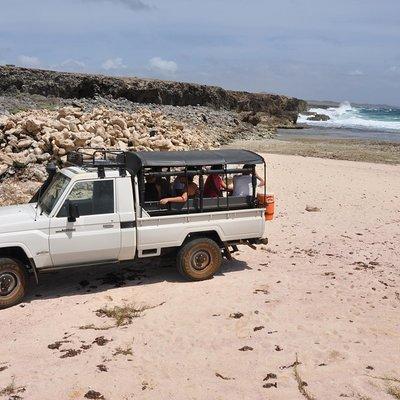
0,203,48,234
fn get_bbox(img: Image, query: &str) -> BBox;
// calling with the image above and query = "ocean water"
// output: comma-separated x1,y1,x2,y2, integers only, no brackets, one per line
298,101,400,133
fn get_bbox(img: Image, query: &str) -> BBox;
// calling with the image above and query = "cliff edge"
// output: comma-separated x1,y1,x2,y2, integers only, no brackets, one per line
0,66,307,122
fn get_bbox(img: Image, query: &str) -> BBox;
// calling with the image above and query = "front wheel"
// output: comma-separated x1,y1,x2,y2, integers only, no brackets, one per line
0,258,28,310
177,238,222,281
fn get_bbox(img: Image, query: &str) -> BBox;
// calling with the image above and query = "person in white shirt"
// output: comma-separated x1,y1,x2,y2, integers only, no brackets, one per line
232,164,265,197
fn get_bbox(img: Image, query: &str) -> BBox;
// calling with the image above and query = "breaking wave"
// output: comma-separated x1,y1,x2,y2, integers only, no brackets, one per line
298,101,400,132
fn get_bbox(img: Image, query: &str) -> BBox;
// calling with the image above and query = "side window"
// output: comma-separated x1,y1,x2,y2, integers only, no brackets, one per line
57,180,114,218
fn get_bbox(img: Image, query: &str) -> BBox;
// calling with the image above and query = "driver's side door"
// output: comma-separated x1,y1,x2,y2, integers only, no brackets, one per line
49,179,121,267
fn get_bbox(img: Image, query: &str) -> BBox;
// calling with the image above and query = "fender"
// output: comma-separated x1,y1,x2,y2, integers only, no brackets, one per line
179,226,224,247
0,243,39,283
0,242,34,259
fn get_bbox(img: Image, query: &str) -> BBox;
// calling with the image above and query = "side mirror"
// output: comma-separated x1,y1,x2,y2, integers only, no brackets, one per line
67,202,80,222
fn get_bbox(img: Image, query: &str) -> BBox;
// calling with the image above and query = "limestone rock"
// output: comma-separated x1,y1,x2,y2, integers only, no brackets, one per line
90,135,105,148
11,152,36,168
110,116,127,130
0,164,8,176
73,132,92,147
17,139,34,149
0,153,13,166
24,118,42,134
307,113,330,121
4,120,16,131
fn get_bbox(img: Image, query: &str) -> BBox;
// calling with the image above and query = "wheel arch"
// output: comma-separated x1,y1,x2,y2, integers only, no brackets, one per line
182,230,223,247
0,245,38,281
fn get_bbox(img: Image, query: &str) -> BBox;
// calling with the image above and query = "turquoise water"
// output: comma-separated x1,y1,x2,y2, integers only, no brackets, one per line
358,105,400,123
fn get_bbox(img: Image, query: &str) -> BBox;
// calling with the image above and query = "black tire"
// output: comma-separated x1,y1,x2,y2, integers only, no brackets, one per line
177,238,222,281
0,258,28,310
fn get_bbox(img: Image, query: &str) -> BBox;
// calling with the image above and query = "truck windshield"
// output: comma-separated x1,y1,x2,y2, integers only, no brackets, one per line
39,173,70,215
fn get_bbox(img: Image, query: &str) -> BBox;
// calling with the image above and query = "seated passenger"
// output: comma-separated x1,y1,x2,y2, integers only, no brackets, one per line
172,175,185,196
145,168,170,201
172,167,198,196
154,167,170,198
203,165,231,198
232,164,265,197
144,175,160,202
160,175,199,205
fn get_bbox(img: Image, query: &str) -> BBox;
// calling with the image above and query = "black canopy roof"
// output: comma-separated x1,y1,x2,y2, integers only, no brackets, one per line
124,149,264,172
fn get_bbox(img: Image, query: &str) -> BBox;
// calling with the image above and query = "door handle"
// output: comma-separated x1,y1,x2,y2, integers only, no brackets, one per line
103,224,114,229
56,228,76,233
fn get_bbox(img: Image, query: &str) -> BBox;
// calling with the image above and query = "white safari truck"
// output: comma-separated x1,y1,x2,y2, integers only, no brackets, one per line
0,149,273,309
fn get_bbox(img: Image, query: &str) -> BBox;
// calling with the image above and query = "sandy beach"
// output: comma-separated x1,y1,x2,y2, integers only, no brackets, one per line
0,153,399,400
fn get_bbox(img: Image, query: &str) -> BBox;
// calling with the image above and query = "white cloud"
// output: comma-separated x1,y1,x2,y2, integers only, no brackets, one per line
18,55,41,68
82,0,150,10
389,66,400,74
101,57,127,70
51,59,86,71
347,69,364,76
149,57,178,75
59,59,86,69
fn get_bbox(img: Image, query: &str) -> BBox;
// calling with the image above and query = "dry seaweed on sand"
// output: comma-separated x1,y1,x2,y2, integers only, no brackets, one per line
47,340,70,350
229,312,244,319
366,375,400,399
78,324,114,331
305,205,321,212
113,345,133,356
84,390,105,399
238,346,253,352
0,363,8,373
263,382,278,389
92,336,111,346
254,326,265,331
0,377,25,397
215,372,235,380
293,354,316,400
95,302,165,327
387,386,400,399
97,364,108,372
59,349,82,359
366,375,400,384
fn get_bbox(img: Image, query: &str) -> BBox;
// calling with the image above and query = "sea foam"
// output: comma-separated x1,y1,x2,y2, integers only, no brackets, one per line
298,101,400,132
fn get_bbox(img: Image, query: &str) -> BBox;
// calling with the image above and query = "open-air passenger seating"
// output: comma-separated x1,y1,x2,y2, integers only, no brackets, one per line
144,195,252,216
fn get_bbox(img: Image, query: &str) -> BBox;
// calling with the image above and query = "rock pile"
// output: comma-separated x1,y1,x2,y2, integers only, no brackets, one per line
0,106,217,205
0,106,216,175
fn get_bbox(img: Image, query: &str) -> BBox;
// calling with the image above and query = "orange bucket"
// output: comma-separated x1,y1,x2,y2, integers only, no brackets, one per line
257,193,275,221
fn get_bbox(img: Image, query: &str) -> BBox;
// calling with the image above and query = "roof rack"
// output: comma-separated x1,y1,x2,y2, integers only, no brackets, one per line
66,148,127,178
66,148,266,178
124,149,265,174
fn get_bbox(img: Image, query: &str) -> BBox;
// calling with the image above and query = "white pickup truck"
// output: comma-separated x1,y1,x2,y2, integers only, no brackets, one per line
0,149,273,309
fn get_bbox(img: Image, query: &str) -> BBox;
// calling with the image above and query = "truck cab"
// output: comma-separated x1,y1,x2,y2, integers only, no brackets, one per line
0,149,273,309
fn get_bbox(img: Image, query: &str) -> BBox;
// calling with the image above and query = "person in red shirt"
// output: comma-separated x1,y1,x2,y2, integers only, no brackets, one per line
203,165,231,197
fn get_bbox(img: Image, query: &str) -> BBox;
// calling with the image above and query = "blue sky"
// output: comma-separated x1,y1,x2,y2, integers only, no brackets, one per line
1,0,400,105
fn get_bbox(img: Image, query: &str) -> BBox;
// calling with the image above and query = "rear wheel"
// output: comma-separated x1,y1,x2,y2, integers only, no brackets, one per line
177,238,222,281
0,258,28,310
